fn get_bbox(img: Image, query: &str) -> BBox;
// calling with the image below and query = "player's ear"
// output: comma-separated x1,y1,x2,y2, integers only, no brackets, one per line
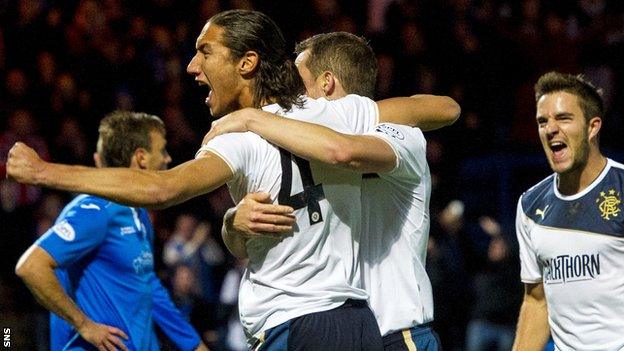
321,71,335,96
239,50,259,77
132,148,149,169
587,116,602,142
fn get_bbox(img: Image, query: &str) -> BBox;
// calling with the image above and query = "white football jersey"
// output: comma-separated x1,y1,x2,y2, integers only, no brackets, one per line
198,95,378,341
360,123,434,336
517,158,624,350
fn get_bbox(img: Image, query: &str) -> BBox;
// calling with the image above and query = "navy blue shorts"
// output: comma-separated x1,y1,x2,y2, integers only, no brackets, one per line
256,299,384,351
382,324,441,351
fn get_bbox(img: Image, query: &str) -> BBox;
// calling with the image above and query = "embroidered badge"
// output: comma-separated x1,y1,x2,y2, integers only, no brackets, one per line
53,220,76,241
596,189,621,220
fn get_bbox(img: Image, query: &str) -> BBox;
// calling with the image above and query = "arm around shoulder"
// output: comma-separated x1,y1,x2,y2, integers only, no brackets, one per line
377,94,460,131
239,109,396,173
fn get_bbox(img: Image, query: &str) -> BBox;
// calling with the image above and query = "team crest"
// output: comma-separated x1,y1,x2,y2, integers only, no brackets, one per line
52,220,76,241
595,189,621,220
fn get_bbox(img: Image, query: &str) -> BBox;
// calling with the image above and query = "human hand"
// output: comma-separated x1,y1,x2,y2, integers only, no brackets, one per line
202,107,258,145
230,192,295,237
6,142,46,185
77,318,129,351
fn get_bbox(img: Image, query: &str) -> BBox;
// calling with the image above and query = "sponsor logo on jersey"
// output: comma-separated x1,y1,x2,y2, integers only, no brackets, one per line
376,124,404,140
595,189,621,220
80,203,101,210
544,253,600,284
132,251,154,275
52,220,76,241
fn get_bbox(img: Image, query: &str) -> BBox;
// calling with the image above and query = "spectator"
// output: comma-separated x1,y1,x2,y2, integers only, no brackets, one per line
465,217,523,351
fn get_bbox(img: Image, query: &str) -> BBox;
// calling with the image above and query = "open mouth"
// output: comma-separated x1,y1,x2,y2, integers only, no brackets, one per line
549,141,567,160
197,81,213,106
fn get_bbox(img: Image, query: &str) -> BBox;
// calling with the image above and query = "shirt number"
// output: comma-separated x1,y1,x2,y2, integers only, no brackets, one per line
278,148,325,224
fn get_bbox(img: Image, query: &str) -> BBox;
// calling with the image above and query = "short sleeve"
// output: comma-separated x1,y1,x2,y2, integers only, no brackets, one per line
36,198,108,267
366,123,427,181
195,132,257,176
515,198,543,283
330,94,379,134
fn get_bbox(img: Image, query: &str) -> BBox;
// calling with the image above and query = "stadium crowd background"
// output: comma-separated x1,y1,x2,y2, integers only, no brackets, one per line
1,0,623,350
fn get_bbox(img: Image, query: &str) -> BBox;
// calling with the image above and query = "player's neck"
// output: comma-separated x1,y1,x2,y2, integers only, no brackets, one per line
259,98,275,107
325,85,348,101
239,85,255,108
557,152,607,196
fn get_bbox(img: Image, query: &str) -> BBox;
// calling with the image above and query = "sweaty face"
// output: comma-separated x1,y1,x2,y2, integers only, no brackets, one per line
536,91,591,175
186,22,245,117
144,131,171,170
295,50,325,99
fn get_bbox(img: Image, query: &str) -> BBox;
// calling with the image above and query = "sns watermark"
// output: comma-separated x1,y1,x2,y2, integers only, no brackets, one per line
3,328,9,348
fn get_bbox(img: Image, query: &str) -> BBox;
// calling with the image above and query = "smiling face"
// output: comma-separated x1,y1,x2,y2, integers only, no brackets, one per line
186,22,247,117
536,91,594,176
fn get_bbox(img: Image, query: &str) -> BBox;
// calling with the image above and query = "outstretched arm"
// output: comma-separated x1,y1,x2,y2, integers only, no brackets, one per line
16,245,129,351
377,94,460,130
7,142,233,209
512,283,550,351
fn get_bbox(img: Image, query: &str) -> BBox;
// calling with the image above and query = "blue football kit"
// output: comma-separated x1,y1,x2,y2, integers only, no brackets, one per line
37,194,201,351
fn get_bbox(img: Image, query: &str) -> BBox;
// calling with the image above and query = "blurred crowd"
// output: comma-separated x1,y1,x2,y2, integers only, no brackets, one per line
1,0,623,350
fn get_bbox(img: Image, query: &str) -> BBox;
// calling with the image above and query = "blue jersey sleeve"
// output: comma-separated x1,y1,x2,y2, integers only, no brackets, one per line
150,273,201,351
36,198,108,267
141,207,200,349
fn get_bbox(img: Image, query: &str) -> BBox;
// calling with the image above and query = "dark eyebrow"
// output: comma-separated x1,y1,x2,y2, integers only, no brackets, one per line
197,43,211,53
536,112,574,120
555,112,574,118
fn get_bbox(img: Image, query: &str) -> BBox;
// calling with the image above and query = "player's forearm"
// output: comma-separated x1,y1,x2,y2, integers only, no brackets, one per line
35,157,230,209
15,247,90,330
222,208,249,259
327,135,395,172
512,298,550,351
377,95,460,131
33,162,172,207
246,112,394,172
246,111,351,164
